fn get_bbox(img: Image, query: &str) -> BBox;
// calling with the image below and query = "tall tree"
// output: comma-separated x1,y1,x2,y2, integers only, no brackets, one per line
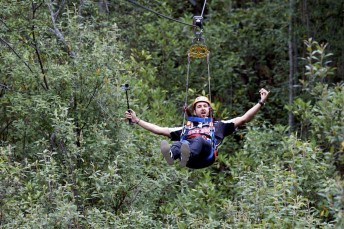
288,0,296,132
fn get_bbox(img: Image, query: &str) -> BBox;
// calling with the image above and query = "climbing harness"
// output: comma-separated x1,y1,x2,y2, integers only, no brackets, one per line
181,1,217,163
180,109,217,162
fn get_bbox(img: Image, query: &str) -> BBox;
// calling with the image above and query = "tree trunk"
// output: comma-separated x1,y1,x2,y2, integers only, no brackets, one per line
98,0,109,14
288,0,295,133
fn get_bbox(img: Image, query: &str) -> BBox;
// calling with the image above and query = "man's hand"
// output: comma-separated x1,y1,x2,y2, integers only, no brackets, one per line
259,88,270,103
125,109,140,123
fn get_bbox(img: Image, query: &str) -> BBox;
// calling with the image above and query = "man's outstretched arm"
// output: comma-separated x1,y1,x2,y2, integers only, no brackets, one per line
232,88,270,128
125,109,171,137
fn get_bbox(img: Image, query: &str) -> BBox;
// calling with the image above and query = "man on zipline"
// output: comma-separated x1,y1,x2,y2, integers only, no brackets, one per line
125,88,269,169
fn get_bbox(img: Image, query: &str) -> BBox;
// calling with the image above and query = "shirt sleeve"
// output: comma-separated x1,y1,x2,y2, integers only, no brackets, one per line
215,120,236,138
223,122,236,136
169,127,183,141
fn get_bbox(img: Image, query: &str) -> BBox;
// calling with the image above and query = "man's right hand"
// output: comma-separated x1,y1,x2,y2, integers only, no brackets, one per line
125,109,139,123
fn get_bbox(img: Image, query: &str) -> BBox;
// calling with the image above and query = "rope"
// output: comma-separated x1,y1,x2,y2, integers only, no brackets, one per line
183,48,211,119
183,54,191,127
200,0,207,17
124,0,194,27
207,53,211,103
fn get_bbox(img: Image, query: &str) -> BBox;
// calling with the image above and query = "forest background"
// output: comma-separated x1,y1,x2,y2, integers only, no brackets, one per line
0,0,343,228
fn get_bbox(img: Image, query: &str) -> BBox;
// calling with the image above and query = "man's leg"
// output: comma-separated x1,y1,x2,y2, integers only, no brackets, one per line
161,140,188,165
170,141,182,159
188,136,211,157
185,136,212,168
180,143,190,167
171,141,191,167
161,140,174,165
161,139,210,168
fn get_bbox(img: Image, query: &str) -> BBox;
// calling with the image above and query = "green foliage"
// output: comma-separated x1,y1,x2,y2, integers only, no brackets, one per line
227,127,338,228
288,39,343,155
302,38,336,88
1,1,344,228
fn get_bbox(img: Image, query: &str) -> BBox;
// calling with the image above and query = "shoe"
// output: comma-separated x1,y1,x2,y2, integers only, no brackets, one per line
180,143,190,167
161,140,174,165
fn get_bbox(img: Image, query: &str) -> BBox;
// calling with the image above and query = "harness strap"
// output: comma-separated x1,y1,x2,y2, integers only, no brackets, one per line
207,121,216,160
187,116,212,123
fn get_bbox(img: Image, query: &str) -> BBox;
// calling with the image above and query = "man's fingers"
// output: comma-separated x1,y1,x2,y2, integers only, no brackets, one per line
259,88,269,95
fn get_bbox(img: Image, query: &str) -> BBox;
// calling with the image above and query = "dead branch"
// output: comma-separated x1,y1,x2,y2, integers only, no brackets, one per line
47,0,76,58
53,0,66,21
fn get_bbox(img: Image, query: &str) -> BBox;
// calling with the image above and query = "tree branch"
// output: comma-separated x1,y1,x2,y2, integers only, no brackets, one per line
32,1,49,90
79,80,103,131
79,0,85,16
0,36,46,89
47,0,76,57
53,0,66,20
0,84,10,90
0,120,14,138
0,18,10,29
0,37,34,73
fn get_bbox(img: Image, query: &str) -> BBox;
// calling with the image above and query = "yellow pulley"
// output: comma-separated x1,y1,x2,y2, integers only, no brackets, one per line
188,44,209,59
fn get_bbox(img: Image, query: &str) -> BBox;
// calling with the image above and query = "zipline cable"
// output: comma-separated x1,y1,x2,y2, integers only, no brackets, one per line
124,0,194,27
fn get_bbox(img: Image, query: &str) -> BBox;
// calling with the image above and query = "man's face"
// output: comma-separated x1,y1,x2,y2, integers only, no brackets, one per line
194,102,210,117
